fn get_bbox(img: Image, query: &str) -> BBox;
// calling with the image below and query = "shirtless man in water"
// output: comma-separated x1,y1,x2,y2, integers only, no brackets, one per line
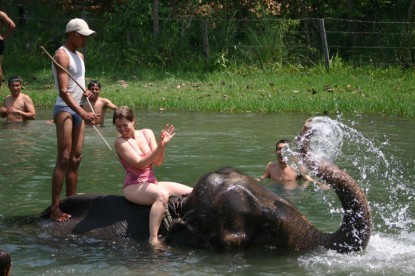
83,80,117,127
261,139,328,189
0,75,35,122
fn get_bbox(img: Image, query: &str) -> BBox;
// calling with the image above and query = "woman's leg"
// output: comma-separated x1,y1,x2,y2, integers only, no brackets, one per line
147,196,168,245
158,181,193,196
123,183,169,245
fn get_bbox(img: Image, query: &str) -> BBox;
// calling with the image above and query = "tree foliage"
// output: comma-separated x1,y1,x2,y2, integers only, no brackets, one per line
7,0,415,21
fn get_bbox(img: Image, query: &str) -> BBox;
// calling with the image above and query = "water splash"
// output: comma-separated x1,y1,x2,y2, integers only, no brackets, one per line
299,233,415,274
293,116,388,168
294,116,414,227
282,116,389,187
291,116,415,272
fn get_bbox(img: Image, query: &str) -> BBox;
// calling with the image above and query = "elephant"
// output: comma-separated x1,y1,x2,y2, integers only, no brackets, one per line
39,117,372,254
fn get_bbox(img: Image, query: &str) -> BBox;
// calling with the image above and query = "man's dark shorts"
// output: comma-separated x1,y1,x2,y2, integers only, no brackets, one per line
53,105,83,127
0,40,5,55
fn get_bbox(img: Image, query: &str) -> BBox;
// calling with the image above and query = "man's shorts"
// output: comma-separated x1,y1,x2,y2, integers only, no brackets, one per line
0,40,5,55
53,105,83,127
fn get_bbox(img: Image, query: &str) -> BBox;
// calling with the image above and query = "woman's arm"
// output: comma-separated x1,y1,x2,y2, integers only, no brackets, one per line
115,137,159,169
115,126,175,169
152,125,176,166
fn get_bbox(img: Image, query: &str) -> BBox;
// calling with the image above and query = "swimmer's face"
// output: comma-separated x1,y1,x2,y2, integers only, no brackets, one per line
276,143,288,161
8,81,22,95
89,84,100,93
89,84,100,101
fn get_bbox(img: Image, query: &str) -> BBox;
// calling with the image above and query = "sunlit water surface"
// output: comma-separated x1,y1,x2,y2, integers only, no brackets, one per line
0,109,414,275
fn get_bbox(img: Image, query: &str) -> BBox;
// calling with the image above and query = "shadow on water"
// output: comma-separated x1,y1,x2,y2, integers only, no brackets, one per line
1,110,414,274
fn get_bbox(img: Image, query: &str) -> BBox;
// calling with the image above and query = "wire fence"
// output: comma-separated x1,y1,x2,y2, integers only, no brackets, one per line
6,12,415,70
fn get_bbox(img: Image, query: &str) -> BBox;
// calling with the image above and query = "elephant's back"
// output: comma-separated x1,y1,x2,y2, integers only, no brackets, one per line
73,194,152,239
40,194,153,240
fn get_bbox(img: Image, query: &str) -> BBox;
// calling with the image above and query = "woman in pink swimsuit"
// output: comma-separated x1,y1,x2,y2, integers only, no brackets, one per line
113,106,193,246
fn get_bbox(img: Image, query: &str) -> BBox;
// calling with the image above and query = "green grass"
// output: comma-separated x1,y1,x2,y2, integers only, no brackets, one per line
1,64,414,117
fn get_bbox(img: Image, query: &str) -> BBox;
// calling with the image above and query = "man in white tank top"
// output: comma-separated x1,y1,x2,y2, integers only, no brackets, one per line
50,18,97,222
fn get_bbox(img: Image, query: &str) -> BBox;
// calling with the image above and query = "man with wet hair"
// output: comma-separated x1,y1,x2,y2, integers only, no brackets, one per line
84,80,118,127
0,75,36,122
260,139,328,189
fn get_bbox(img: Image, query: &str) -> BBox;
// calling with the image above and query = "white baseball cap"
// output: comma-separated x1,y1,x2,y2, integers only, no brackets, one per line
66,18,96,36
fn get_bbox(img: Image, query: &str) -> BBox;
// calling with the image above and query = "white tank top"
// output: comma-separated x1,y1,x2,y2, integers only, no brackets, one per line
52,46,86,106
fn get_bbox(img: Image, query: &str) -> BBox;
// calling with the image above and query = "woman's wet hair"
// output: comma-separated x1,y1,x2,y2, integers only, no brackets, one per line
113,106,134,124
0,250,11,276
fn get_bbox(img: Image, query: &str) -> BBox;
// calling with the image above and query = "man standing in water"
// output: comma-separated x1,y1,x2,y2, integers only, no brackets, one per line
0,75,36,122
51,18,97,222
84,80,118,127
0,10,16,86
261,139,328,189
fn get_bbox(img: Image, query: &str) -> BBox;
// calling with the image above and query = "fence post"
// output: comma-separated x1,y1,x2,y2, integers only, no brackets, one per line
201,19,209,61
153,0,159,41
81,10,88,54
319,19,330,72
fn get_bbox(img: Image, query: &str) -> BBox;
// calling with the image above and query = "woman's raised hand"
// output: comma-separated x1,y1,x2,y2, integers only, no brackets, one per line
160,124,176,146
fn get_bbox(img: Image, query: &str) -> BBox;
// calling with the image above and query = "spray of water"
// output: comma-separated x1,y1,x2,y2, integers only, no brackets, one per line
293,116,415,272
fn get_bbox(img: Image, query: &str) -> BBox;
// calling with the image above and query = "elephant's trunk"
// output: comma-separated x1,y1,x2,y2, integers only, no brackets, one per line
316,161,372,252
297,117,372,253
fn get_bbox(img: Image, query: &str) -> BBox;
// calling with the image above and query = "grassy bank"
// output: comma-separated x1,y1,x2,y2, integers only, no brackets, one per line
1,65,414,117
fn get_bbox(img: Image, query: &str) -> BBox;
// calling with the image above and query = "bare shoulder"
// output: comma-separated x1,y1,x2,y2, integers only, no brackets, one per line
141,128,157,140
54,48,66,57
263,161,277,174
3,94,11,104
267,161,278,168
54,48,69,66
114,137,129,155
101,97,117,110
114,136,127,147
0,11,9,21
141,128,154,135
100,97,111,103
94,97,104,104
22,93,34,102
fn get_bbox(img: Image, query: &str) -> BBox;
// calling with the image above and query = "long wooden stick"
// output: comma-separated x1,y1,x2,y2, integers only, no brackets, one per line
41,46,112,151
